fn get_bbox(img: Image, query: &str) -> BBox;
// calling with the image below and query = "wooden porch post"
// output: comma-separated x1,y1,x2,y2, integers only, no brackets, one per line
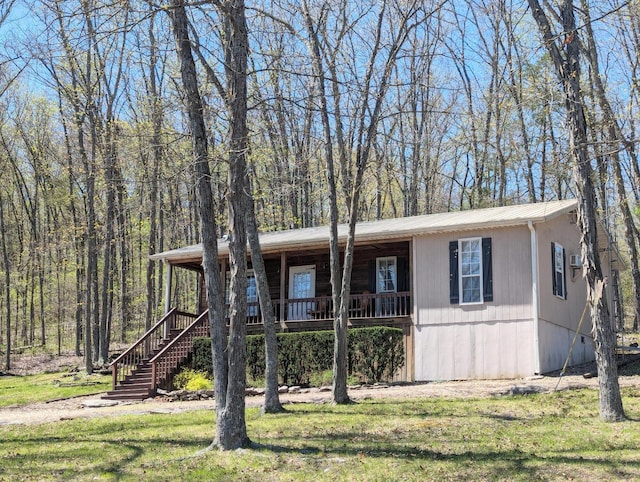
409,238,415,382
280,252,287,322
221,257,227,300
163,262,172,339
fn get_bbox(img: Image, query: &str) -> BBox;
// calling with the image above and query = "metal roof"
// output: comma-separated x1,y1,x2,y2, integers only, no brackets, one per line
150,199,581,264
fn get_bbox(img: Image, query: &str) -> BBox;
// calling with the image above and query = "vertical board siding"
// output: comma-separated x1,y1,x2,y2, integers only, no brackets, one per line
412,216,602,381
414,319,534,380
536,215,590,336
413,226,535,380
414,227,533,325
535,214,596,372
538,319,595,373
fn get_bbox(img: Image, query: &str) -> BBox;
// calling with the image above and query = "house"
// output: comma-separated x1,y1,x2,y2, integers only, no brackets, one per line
106,199,623,399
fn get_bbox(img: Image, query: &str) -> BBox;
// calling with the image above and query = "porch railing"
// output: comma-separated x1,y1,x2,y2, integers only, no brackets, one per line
247,291,411,323
109,308,198,389
150,310,210,391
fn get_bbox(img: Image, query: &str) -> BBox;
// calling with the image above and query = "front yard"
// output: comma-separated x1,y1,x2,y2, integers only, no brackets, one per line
2,386,640,480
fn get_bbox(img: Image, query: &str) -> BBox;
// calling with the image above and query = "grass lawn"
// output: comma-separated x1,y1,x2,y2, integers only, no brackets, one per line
1,387,640,481
0,371,111,408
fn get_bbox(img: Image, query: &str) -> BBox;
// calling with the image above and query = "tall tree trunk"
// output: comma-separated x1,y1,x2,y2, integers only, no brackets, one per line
0,192,10,371
169,0,249,450
56,87,84,356
145,9,161,333
302,1,346,403
579,0,640,331
85,151,98,374
527,0,624,422
116,167,130,342
304,0,423,403
245,190,283,413
216,0,251,448
99,134,116,364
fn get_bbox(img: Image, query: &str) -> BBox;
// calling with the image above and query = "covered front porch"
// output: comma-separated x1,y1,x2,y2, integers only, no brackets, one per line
161,240,413,334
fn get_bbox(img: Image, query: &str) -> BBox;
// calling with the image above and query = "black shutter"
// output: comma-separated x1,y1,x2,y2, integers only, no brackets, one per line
482,237,493,302
562,246,567,300
397,257,409,292
551,242,557,296
449,241,459,304
368,259,376,293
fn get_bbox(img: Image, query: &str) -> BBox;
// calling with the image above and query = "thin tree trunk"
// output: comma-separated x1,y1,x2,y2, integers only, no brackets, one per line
56,86,84,356
0,193,11,371
301,1,347,403
579,0,640,331
245,190,284,413
216,0,251,448
116,168,130,342
145,9,161,333
99,137,116,364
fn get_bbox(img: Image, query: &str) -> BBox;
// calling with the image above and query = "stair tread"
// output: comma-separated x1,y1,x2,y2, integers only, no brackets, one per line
102,394,151,400
111,314,210,398
110,387,151,393
118,381,151,387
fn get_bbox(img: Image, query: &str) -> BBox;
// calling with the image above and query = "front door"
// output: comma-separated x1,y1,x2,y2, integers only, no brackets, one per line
288,265,316,320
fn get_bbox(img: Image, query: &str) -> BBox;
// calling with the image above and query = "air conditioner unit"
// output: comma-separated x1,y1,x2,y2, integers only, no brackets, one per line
569,254,582,268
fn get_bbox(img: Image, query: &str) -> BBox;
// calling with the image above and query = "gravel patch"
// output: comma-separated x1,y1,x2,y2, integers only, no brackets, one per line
3,357,639,426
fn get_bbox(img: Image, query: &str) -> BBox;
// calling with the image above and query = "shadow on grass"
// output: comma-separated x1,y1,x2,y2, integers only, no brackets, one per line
250,436,640,480
0,413,216,480
0,434,214,480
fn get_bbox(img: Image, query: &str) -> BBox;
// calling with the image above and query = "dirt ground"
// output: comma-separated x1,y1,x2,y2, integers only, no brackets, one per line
2,353,640,426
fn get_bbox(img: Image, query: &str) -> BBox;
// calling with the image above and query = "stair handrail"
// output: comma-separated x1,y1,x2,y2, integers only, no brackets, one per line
150,309,210,391
109,307,178,389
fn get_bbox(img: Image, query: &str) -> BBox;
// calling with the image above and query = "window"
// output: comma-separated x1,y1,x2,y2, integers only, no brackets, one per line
225,270,259,315
376,257,397,294
460,238,482,303
376,257,397,316
247,274,258,316
552,242,567,300
449,237,493,305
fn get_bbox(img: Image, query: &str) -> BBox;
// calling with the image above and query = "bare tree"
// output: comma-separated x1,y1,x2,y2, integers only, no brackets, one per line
303,0,432,403
245,190,284,414
169,0,251,449
0,190,10,370
577,0,640,332
527,0,624,421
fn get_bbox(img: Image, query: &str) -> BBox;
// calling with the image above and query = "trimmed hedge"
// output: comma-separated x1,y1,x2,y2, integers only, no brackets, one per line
192,327,404,385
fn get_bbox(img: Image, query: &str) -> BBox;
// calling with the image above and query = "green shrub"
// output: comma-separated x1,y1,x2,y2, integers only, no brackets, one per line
191,327,404,386
309,369,333,388
349,327,405,383
173,368,212,391
185,374,212,391
192,338,214,375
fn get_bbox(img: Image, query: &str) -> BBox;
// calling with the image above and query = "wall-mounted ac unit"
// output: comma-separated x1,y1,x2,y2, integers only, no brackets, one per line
569,254,581,268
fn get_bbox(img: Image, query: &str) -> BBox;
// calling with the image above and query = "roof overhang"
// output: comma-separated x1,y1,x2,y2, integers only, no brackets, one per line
150,199,591,266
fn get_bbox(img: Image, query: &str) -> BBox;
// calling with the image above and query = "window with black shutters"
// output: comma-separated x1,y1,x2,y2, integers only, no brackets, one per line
449,237,493,304
551,242,567,300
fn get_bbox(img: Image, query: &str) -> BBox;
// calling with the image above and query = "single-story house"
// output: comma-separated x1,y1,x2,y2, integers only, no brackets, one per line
107,199,623,399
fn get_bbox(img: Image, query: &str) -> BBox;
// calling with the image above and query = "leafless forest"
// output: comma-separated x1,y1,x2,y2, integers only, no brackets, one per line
0,0,639,366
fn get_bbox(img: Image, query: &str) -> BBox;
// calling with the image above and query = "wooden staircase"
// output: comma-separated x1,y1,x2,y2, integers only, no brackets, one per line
103,309,208,401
